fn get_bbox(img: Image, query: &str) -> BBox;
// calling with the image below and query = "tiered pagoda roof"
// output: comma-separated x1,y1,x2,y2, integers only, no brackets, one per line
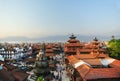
65,35,120,80
67,34,80,43
64,34,84,55
45,44,54,57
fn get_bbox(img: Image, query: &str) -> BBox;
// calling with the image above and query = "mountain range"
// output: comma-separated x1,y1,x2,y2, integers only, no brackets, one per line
0,35,119,43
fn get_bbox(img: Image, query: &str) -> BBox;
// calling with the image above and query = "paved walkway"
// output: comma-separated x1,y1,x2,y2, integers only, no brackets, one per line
52,70,70,81
62,70,70,81
52,54,71,81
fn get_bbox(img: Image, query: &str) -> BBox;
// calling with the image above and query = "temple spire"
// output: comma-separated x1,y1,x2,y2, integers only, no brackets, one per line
93,37,98,41
69,33,76,39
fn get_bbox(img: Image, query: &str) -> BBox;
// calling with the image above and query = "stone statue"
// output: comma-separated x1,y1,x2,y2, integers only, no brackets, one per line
36,50,43,61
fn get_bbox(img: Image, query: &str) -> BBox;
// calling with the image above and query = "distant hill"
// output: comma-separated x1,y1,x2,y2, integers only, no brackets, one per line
0,35,119,43
0,36,31,43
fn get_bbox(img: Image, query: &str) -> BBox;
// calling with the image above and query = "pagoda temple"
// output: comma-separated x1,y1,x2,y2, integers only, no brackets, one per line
64,35,120,81
64,34,84,56
45,44,55,60
64,35,108,58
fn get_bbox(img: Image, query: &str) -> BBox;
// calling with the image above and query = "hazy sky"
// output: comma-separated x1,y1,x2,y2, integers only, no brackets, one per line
0,0,120,38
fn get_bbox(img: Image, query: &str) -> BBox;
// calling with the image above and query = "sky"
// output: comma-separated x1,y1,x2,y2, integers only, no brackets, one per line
0,0,120,38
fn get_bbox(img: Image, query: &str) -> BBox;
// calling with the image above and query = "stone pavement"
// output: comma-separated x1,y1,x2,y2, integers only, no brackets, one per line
52,70,70,81
62,70,70,81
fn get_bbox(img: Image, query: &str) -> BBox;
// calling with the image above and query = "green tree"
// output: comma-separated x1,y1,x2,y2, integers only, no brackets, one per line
36,76,44,81
107,39,120,59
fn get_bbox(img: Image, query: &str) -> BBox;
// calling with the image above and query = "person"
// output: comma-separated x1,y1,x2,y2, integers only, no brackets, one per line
53,70,59,81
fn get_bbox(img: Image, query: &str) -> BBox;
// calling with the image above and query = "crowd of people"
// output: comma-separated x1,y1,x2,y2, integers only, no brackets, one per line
52,54,66,81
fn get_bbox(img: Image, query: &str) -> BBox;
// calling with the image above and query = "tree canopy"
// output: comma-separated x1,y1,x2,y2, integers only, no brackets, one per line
107,39,120,59
36,76,44,81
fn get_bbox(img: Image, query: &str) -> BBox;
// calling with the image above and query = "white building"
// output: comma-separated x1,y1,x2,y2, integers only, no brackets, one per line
0,55,4,61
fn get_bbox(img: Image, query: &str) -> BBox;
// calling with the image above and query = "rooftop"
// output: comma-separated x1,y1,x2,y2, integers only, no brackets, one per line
85,68,120,80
